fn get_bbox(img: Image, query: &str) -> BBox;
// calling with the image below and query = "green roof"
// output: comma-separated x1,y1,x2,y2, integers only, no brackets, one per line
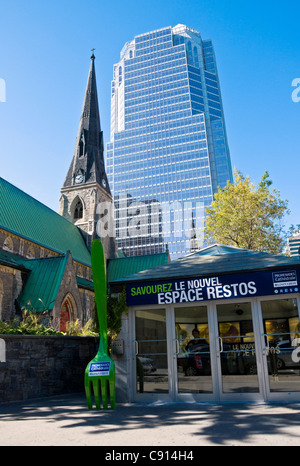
0,248,29,269
77,276,94,291
112,244,300,283
18,255,69,312
0,177,91,266
107,252,169,283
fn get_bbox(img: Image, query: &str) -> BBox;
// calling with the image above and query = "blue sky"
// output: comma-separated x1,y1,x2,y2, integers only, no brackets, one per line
0,0,299,231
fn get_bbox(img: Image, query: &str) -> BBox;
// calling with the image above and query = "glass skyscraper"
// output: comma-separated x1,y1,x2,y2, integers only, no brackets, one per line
106,25,233,260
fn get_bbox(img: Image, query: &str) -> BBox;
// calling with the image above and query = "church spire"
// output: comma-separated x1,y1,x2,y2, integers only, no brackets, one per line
62,53,110,193
60,53,117,259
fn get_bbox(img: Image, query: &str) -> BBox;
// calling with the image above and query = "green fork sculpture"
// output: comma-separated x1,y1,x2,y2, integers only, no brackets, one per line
84,239,116,409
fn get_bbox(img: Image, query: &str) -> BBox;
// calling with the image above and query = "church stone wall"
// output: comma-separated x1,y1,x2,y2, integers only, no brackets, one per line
0,335,99,402
0,228,58,260
0,334,130,403
0,227,95,325
0,265,22,321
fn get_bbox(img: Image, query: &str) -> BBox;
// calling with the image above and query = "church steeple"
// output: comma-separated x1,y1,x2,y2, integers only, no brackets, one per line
62,53,110,193
59,54,116,259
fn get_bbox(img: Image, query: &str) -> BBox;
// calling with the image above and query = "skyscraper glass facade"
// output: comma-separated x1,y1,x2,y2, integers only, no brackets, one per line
106,25,233,260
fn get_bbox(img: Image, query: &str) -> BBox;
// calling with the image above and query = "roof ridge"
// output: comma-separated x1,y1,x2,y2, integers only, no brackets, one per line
0,177,91,266
22,253,67,263
0,177,79,227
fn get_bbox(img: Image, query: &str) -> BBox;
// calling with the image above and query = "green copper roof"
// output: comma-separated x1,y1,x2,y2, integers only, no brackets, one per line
107,252,169,283
112,244,300,283
18,255,69,312
0,248,28,269
0,177,91,266
77,276,94,291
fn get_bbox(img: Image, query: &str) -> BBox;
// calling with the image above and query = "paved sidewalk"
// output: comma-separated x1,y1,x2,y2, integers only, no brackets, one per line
1,394,300,446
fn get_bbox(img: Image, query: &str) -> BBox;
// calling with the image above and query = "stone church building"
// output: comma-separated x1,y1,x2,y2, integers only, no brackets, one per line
0,53,169,332
0,54,118,331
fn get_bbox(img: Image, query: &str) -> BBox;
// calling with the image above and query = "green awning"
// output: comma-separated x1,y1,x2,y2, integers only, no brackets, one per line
111,244,300,284
107,252,169,283
18,255,68,312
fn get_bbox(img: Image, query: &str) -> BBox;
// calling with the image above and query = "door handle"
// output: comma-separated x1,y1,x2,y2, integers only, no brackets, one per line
218,336,224,353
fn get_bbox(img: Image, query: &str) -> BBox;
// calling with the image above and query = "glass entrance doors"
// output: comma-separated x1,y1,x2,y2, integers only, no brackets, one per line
175,306,213,395
216,302,260,399
260,298,300,398
173,302,262,401
131,296,300,402
134,308,169,395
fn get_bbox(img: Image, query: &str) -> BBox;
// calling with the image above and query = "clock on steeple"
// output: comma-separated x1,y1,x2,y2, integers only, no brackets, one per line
75,174,84,184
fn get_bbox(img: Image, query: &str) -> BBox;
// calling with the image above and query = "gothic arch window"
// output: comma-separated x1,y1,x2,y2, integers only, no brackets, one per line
60,300,71,332
3,236,13,252
26,245,35,259
77,264,83,277
79,133,85,157
59,294,76,332
74,199,83,220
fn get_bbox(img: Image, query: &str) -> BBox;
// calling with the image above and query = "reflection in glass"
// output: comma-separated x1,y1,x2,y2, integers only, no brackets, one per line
261,299,300,393
106,27,233,260
175,306,213,394
135,309,168,393
216,302,259,393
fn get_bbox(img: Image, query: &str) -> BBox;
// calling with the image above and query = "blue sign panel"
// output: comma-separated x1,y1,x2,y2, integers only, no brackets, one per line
89,362,111,377
126,269,300,306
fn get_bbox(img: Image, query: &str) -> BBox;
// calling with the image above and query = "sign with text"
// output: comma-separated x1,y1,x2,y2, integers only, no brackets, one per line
272,270,298,288
88,362,111,377
126,269,299,306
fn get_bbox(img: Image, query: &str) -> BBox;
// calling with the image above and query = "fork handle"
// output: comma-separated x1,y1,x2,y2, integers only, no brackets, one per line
91,239,108,355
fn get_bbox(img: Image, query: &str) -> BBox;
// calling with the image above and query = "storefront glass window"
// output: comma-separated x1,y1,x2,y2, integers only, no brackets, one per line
175,306,213,394
261,298,300,392
135,309,168,394
216,302,260,393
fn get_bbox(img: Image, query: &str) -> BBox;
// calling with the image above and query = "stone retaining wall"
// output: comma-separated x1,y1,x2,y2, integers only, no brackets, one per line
0,335,99,402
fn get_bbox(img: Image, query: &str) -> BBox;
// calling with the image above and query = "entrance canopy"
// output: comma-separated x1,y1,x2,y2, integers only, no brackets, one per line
110,244,300,305
110,245,300,404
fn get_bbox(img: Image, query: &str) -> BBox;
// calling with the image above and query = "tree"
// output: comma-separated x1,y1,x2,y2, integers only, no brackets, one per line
204,170,289,254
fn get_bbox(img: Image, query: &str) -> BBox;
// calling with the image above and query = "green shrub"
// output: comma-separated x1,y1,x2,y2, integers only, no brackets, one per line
0,288,127,339
0,312,62,335
65,319,98,336
0,312,99,337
